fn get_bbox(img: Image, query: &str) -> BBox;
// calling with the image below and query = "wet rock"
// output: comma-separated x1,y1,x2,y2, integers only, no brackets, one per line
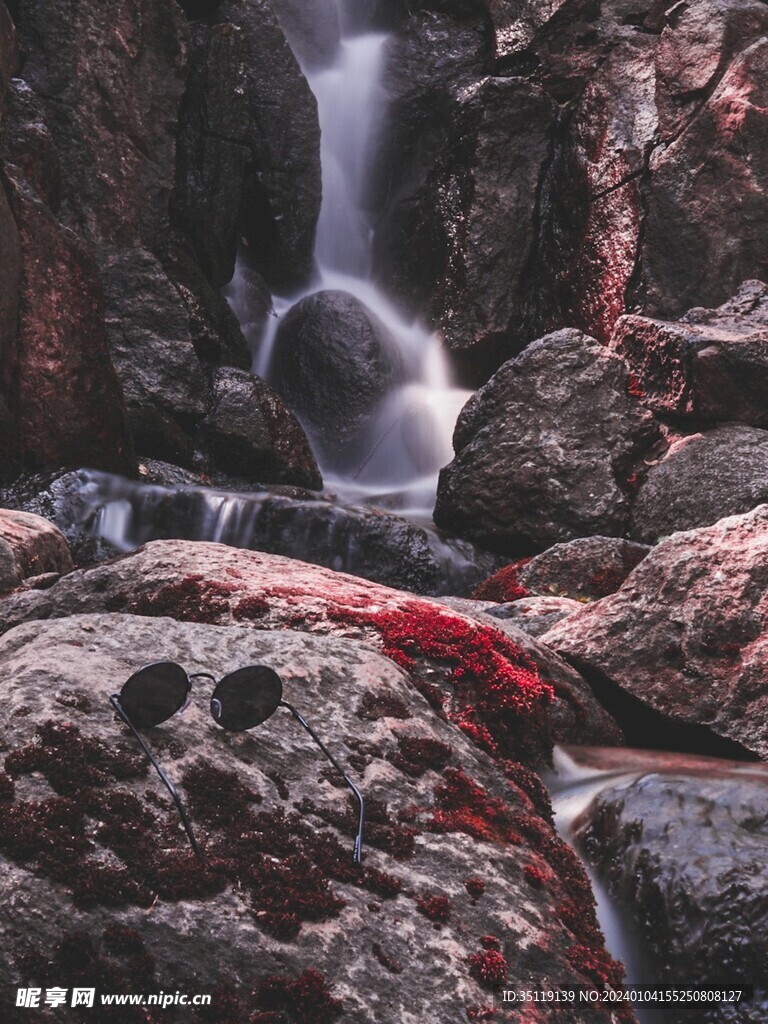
201,368,322,490
435,595,624,747
578,771,768,1023
174,1,321,291
640,1,768,319
0,612,627,1023
17,0,188,253
488,596,583,638
434,330,661,551
611,281,768,427
630,425,768,544
518,537,651,601
2,168,135,476
271,0,340,71
0,79,61,210
0,471,123,568
271,290,403,470
53,473,503,597
0,508,72,593
543,505,768,760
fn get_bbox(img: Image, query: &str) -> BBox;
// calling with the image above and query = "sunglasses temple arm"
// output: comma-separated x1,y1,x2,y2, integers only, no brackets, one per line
110,696,205,862
280,700,365,865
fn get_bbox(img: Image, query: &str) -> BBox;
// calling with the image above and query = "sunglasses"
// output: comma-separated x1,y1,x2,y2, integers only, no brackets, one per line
110,662,365,864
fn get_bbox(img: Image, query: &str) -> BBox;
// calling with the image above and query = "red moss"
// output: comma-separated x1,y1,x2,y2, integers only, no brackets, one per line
468,948,508,989
0,770,15,801
356,690,411,721
565,944,626,991
466,1006,496,1021
329,600,553,765
501,761,553,820
429,769,523,845
117,575,239,623
464,877,485,899
471,559,532,602
480,935,500,950
416,894,451,923
5,721,146,794
232,595,270,620
252,969,342,1024
184,762,261,826
524,864,549,888
388,735,453,777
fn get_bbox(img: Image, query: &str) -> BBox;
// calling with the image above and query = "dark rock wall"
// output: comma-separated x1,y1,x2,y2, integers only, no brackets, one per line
372,0,768,376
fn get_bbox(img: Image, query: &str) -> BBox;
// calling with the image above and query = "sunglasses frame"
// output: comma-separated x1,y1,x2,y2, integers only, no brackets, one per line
110,662,365,864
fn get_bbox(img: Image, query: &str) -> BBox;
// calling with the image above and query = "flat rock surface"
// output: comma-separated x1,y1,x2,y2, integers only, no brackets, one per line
0,613,628,1023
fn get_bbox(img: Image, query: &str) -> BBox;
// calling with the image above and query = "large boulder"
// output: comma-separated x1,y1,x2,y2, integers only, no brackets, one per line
201,368,322,490
2,167,135,475
173,0,321,291
0,612,630,1023
0,538,588,765
270,290,403,470
16,0,189,254
488,596,583,639
543,506,768,760
434,330,661,551
0,508,72,593
372,0,768,368
517,537,651,601
611,281,768,427
639,1,768,319
578,768,768,1023
630,424,768,544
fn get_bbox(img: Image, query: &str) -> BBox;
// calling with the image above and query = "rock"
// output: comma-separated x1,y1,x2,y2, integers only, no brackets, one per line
578,770,768,1022
2,167,136,475
630,425,768,543
0,3,16,117
434,330,661,551
0,509,72,593
0,471,123,568
434,595,624,747
174,1,321,291
0,538,562,766
611,281,768,427
518,537,651,601
372,11,555,369
270,0,341,71
639,1,768,319
543,506,768,760
0,183,20,480
0,78,61,211
17,0,189,253
201,368,322,490
101,247,210,422
0,612,628,1023
271,291,403,470
489,596,584,638
52,471,505,598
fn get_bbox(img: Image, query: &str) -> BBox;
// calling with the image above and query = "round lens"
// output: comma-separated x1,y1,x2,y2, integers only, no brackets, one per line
118,662,190,729
210,666,283,732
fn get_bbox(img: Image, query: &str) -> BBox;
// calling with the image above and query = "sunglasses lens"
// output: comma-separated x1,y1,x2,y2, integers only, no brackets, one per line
210,666,283,732
119,662,190,728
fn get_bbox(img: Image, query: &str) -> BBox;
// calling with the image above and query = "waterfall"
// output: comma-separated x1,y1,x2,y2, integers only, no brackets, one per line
228,1,472,515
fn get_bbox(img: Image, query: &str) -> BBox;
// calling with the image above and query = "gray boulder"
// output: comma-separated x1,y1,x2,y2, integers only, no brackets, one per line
630,424,768,543
271,290,403,471
434,330,661,550
0,509,72,594
518,537,651,601
0,611,628,1022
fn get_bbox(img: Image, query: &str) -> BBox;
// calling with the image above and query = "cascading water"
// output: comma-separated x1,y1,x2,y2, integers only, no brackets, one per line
228,4,472,515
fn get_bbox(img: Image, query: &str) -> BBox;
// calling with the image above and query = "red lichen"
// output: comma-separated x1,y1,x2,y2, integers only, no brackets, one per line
524,864,549,888
471,559,533,602
468,948,509,989
416,894,451,923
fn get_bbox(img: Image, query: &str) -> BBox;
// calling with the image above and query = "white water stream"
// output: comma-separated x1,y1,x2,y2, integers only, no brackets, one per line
226,4,471,514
